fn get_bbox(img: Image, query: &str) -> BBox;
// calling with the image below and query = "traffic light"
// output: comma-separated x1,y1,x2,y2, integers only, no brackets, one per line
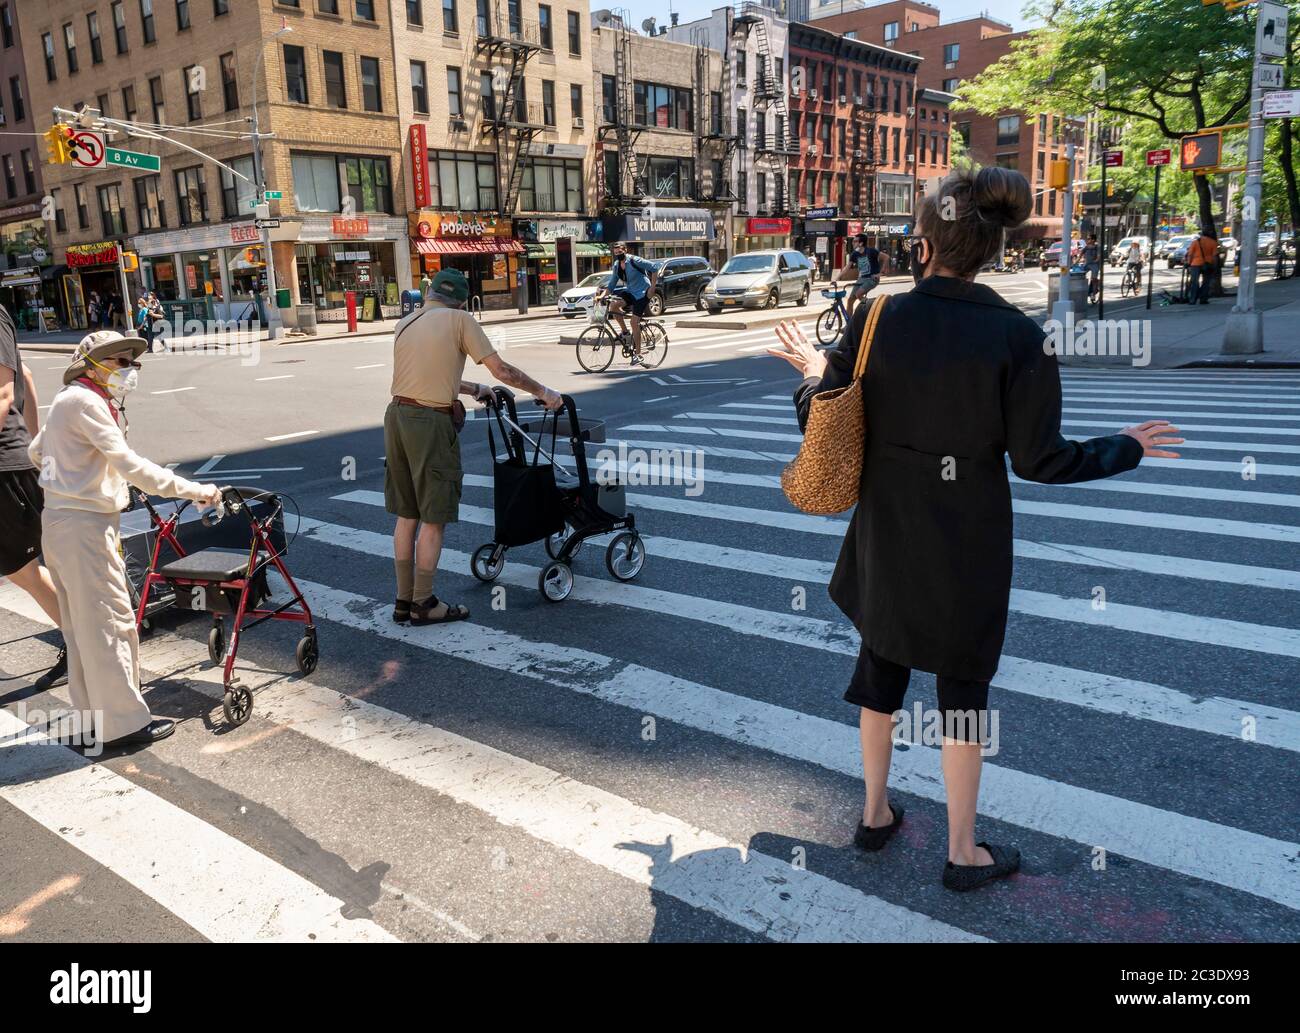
121,251,139,273
1048,159,1070,190
44,123,73,164
1180,131,1221,172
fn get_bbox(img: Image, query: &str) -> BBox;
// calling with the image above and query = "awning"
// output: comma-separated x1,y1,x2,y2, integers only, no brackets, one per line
0,273,42,287
413,238,524,255
524,242,610,257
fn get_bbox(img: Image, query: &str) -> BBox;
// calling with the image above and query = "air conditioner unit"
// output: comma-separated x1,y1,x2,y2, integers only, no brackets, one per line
450,118,468,131
807,145,818,156
907,106,915,116
838,95,847,104
906,153,915,162
853,149,864,159
809,89,818,100
574,116,585,127
945,61,956,69
854,95,863,105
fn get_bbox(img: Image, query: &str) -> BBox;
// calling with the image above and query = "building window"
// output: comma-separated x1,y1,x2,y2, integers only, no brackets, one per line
429,149,497,210
0,5,10,49
879,180,910,214
319,0,338,10
63,23,78,74
736,48,745,82
51,188,66,231
355,0,375,20
18,149,32,193
7,78,21,122
122,84,137,120
134,175,166,229
221,52,239,110
97,93,111,118
480,71,495,119
74,184,90,228
569,83,582,123
995,153,1019,170
360,57,381,111
567,10,580,56
736,106,747,147
176,0,191,30
633,82,693,130
323,51,347,108
996,115,1020,146
442,0,457,31
215,0,229,14
1,155,14,197
539,4,552,49
642,155,693,199
943,77,959,93
710,92,722,135
446,66,462,117
541,80,555,126
340,154,392,212
520,156,583,212
112,2,128,52
884,21,898,44
184,66,202,120
292,153,340,211
284,45,308,103
601,75,616,123
140,0,156,44
174,165,208,225
219,154,255,217
407,0,422,26
149,75,164,123
944,43,959,64
87,14,104,64
42,34,56,81
98,183,128,235
411,61,428,114
956,121,971,148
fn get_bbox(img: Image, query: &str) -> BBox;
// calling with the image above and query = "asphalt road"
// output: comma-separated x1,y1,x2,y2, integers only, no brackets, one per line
2,274,1297,943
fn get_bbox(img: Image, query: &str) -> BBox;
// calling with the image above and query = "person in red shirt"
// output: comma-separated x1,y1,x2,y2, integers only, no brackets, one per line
1186,227,1218,305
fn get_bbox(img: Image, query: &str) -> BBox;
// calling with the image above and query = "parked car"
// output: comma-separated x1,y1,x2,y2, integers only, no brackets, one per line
1164,234,1199,267
644,255,716,316
557,272,614,318
1108,236,1150,266
700,249,813,312
1154,234,1193,260
1039,239,1082,270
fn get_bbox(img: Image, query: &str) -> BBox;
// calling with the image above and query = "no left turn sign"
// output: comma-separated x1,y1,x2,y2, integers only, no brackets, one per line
70,131,106,169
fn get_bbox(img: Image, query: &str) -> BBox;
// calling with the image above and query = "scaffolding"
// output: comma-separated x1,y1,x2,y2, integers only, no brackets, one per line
476,3,546,214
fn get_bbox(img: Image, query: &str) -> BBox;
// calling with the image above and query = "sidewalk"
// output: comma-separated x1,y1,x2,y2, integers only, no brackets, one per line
1053,273,1300,369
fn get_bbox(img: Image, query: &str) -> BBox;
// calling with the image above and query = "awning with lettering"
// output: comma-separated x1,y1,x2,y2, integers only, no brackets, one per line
413,238,524,255
524,242,610,257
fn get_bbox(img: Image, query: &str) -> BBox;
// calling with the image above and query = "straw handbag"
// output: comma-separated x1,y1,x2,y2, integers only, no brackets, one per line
780,293,888,515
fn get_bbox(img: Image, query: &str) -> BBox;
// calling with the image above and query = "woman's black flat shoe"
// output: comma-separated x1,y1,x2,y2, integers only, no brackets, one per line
853,803,904,852
942,842,1021,892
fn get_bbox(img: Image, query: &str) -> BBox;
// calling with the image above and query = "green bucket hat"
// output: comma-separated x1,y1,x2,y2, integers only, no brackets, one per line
428,268,470,305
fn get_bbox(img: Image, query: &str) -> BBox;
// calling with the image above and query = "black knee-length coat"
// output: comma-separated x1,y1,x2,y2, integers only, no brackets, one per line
793,277,1144,681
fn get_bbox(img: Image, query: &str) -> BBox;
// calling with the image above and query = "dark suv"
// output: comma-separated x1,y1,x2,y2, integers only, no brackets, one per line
645,256,716,316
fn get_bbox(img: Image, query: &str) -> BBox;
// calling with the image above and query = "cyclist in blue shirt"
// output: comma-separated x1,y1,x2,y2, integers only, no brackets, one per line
596,242,659,364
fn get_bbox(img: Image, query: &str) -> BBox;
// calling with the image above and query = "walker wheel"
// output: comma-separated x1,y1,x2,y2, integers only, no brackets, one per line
208,623,226,665
545,525,583,560
295,635,319,675
471,543,505,582
222,686,253,726
605,532,646,582
538,561,574,602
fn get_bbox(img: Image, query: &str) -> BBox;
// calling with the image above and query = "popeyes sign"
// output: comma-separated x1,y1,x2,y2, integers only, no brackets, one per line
415,213,501,238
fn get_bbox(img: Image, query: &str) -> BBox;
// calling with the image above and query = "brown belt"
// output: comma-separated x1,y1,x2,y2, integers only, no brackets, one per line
393,396,453,412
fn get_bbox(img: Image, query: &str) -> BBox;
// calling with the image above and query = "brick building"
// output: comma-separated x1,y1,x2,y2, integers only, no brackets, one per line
395,0,597,308
19,0,408,328
0,1,49,329
788,18,942,275
808,1,1087,244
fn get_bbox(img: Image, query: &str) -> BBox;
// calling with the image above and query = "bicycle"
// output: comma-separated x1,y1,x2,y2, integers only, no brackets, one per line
575,300,668,373
816,287,850,344
1120,264,1141,298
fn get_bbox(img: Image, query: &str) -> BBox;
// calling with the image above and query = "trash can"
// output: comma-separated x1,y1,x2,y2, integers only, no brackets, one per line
275,287,292,309
400,289,423,317
295,305,318,336
1046,269,1090,314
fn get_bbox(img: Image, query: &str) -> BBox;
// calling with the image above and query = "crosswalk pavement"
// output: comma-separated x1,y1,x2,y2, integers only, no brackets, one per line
2,369,1298,942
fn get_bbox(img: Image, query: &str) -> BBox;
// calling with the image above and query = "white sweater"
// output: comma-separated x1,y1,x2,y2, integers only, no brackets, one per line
28,382,206,514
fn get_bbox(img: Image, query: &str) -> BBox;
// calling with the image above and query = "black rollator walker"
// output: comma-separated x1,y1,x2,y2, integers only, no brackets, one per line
131,485,318,726
470,387,646,602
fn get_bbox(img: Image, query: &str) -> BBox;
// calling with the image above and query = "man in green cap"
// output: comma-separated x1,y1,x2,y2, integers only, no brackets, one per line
385,268,561,625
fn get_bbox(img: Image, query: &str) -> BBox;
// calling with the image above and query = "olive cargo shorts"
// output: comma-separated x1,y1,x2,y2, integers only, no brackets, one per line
383,402,462,524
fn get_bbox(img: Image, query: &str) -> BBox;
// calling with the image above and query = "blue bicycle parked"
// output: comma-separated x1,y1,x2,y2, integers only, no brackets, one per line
816,288,850,344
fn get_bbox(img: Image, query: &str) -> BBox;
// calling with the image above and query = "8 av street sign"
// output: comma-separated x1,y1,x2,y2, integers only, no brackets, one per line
106,147,161,172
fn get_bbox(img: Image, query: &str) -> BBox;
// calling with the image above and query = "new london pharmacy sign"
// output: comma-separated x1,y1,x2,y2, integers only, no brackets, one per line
602,207,716,242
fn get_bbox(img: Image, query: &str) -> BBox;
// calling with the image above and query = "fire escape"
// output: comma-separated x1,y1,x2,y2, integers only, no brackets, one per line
476,2,545,215
850,87,883,218
596,11,645,205
735,3,790,216
694,27,737,204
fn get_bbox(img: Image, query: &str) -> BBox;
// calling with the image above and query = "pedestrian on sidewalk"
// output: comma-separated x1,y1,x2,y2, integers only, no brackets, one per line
769,165,1184,892
385,268,562,626
0,305,67,691
27,331,220,749
1186,227,1218,305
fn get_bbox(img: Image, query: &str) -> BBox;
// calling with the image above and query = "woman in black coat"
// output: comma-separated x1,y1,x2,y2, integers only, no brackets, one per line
769,166,1183,892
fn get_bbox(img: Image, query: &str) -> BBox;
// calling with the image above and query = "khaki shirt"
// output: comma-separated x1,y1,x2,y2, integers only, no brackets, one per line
390,304,497,407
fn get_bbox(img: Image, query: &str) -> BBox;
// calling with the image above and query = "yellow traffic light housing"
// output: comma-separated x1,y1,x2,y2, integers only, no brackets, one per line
1048,159,1069,190
121,251,139,273
44,123,73,164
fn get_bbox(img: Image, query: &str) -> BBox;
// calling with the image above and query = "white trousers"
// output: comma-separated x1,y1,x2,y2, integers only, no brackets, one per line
41,508,150,743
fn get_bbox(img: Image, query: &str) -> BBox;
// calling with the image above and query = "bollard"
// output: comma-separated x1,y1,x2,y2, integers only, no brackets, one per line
345,290,358,332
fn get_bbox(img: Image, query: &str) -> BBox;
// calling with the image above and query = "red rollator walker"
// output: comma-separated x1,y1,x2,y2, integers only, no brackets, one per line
131,485,318,726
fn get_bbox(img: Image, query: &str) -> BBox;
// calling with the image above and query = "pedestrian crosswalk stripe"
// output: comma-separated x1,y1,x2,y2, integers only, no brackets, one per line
622,422,804,443
324,498,1300,749
1063,393,1300,410
1063,406,1299,423
613,437,796,463
0,585,983,944
1013,476,1300,510
0,706,397,943
1065,389,1300,403
1064,418,1300,437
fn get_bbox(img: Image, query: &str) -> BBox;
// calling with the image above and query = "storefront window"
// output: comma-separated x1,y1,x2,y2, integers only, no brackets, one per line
179,249,223,305
294,241,397,310
226,244,265,299
144,256,180,300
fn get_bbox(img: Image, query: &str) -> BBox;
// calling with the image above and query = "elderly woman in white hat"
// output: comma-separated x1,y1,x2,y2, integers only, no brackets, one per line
28,331,220,749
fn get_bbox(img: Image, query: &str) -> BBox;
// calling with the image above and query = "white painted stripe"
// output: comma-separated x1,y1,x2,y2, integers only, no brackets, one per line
353,363,385,370
150,386,195,395
1063,406,1298,423
255,375,295,382
183,533,1300,909
0,586,980,943
264,429,320,442
1063,434,1300,458
1063,418,1300,437
1014,539,1300,591
328,497,1300,750
1015,475,1300,510
677,410,798,426
0,708,395,943
1063,378,1300,392
1063,393,1300,410
614,437,796,463
621,422,804,443
1065,388,1300,403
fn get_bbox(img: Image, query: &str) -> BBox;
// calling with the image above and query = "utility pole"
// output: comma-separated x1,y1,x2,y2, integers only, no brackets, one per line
250,22,293,340
1051,131,1077,324
1224,1,1286,354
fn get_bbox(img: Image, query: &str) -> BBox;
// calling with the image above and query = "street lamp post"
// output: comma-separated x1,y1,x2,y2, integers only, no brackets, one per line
249,24,292,340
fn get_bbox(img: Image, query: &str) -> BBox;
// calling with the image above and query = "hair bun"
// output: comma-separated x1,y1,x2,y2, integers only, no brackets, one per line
973,167,1033,229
